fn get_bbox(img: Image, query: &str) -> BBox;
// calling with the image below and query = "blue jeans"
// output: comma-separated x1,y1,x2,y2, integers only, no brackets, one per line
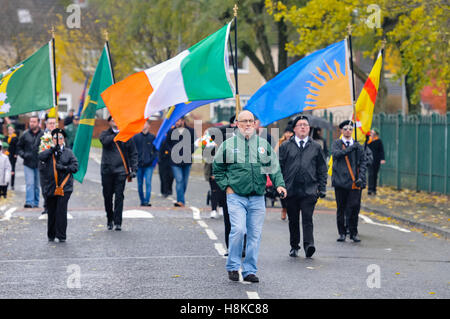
24,165,40,207
226,193,266,278
171,164,191,204
137,166,154,205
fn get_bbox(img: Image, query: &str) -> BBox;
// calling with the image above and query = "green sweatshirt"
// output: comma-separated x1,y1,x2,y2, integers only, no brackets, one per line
212,131,285,196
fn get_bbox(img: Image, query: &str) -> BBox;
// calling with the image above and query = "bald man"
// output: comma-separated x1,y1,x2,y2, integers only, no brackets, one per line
213,110,286,283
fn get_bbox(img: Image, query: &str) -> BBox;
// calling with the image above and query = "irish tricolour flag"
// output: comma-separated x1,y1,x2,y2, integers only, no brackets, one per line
101,22,235,142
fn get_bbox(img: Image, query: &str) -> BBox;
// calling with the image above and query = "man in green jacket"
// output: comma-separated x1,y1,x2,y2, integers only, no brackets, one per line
213,110,286,283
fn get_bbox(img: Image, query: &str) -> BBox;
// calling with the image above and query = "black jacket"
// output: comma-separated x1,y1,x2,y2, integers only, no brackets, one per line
279,136,327,198
166,126,196,166
5,135,18,163
38,147,78,197
100,128,138,175
17,129,44,169
368,138,385,166
331,139,368,189
133,132,158,168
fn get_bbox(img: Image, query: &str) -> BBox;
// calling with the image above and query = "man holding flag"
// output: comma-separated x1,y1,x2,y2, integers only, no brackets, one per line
332,120,368,243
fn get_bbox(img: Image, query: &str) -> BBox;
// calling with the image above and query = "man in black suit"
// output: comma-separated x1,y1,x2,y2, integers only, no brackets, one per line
100,116,138,231
331,120,368,243
279,115,328,258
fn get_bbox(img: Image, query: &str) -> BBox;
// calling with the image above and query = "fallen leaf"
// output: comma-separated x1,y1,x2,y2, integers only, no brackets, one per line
172,275,181,278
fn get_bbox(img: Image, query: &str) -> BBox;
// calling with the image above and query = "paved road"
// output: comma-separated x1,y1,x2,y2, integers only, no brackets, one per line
0,149,449,299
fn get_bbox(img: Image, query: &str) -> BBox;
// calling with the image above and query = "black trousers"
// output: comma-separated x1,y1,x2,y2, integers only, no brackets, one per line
158,160,174,196
209,178,226,211
0,185,7,198
368,163,380,193
335,187,362,236
286,194,317,250
102,173,127,226
47,192,72,240
9,157,16,189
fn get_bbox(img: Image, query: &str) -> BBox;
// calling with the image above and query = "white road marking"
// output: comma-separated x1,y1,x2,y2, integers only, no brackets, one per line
123,210,154,218
0,255,221,263
0,207,17,221
214,243,227,258
360,214,411,233
39,213,73,220
190,206,201,220
205,229,218,240
246,291,260,299
197,220,208,228
0,205,8,211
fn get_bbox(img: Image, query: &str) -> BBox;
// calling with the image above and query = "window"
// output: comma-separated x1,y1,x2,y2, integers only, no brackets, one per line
58,94,72,117
17,9,32,24
211,96,250,123
228,52,249,74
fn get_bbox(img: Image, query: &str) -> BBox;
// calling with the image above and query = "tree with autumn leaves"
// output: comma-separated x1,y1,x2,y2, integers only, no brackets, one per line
265,0,449,113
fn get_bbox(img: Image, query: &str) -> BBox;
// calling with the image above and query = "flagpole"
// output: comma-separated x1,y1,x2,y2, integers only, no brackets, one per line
233,4,241,116
51,26,59,127
104,30,116,84
347,24,357,142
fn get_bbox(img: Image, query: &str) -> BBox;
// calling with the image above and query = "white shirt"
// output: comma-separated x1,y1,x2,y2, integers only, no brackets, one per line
341,137,354,147
295,135,309,148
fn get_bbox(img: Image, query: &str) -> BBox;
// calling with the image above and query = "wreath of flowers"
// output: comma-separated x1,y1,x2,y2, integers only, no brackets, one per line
39,132,55,153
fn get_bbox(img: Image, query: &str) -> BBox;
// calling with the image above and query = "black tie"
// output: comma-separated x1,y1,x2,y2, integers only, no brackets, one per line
300,140,304,149
346,141,350,148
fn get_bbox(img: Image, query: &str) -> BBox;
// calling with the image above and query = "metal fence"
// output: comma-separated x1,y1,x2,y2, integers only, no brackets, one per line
321,111,450,195
371,112,449,195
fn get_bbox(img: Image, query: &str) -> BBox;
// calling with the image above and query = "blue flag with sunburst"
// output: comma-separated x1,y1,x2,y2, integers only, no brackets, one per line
245,40,352,126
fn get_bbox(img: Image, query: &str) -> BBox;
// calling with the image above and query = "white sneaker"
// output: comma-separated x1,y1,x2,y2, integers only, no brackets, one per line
218,207,223,216
210,210,217,218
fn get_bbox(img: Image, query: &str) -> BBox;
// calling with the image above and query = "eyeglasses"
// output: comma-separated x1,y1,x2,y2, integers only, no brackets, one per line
53,136,65,140
295,124,309,128
238,120,255,124
343,126,353,131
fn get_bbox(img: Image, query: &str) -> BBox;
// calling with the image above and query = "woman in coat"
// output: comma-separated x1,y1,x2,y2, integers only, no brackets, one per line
5,125,18,190
38,128,78,242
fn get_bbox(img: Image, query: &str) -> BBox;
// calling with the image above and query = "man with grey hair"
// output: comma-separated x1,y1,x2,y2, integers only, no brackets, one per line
213,110,286,283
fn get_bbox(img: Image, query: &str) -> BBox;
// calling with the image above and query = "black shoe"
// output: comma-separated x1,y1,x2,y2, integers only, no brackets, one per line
146,203,152,207
224,252,229,257
242,250,246,258
289,248,299,257
24,204,32,208
350,234,361,242
48,238,55,242
243,274,259,283
305,246,316,258
228,271,239,282
107,222,113,230
41,210,47,215
58,238,66,243
115,225,122,231
337,234,346,242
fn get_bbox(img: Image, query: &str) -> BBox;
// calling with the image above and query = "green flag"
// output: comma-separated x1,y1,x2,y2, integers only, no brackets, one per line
0,40,56,117
73,43,114,183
